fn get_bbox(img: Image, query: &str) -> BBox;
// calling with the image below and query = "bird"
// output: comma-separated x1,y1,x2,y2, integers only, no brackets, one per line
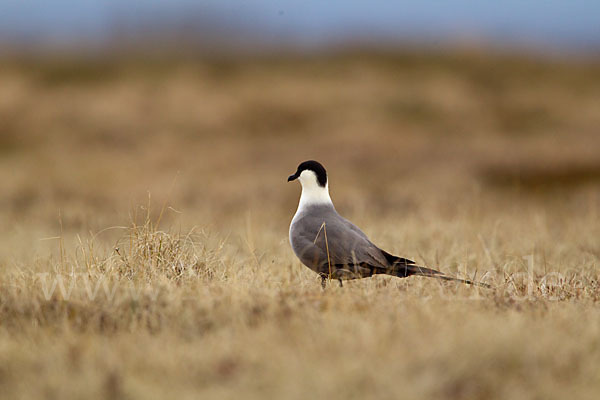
287,160,489,288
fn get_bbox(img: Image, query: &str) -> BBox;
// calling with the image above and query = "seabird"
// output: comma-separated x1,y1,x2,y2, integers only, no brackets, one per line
288,160,488,288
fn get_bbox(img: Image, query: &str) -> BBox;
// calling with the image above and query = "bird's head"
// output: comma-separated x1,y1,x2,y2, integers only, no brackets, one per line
288,160,331,206
288,160,327,187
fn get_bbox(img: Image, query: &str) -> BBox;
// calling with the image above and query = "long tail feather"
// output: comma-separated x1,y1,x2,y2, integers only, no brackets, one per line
393,263,491,288
379,250,491,288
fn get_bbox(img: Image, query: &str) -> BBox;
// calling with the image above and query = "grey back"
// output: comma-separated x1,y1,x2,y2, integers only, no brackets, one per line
289,204,391,278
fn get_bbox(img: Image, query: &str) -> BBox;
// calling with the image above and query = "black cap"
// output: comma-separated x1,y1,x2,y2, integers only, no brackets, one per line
287,160,327,187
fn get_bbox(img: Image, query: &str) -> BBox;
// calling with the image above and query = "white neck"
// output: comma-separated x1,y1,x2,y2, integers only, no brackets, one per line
296,170,333,212
298,182,333,210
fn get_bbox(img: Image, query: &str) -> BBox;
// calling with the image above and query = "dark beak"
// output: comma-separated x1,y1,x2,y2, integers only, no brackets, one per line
287,173,298,182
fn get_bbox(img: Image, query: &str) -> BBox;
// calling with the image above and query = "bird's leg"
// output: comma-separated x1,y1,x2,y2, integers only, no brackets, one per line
338,279,343,288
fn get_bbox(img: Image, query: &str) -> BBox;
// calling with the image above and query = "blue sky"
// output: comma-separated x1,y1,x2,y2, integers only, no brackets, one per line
2,1,600,52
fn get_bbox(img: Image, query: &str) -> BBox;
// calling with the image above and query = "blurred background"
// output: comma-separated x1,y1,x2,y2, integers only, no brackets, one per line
2,1,600,54
1,0,599,257
3,5,600,399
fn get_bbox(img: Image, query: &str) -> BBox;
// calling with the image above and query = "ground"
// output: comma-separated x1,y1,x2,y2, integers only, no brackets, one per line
1,50,600,399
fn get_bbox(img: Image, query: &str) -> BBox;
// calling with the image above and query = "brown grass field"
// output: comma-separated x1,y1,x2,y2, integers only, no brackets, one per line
1,50,600,399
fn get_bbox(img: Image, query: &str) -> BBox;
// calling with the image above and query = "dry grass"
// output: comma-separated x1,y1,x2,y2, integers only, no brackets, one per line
1,50,600,399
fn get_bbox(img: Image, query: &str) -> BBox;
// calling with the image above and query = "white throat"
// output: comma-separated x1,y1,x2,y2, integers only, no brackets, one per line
296,170,333,211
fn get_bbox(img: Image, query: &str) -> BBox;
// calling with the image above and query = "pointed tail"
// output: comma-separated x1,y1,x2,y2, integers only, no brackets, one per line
392,263,491,288
379,250,490,288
